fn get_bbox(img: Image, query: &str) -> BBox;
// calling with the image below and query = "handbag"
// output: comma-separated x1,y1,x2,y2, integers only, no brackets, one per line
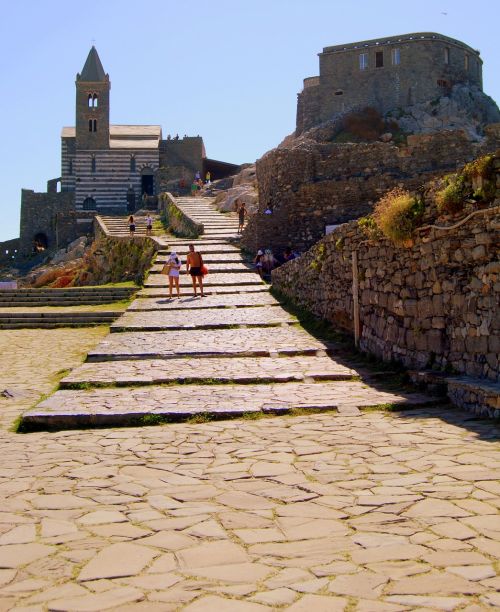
162,262,172,275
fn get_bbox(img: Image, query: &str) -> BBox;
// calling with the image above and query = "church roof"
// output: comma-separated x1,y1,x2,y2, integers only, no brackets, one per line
78,46,107,82
61,125,162,149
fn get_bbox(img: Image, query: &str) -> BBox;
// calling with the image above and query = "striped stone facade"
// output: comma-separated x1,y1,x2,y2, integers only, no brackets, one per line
61,127,160,213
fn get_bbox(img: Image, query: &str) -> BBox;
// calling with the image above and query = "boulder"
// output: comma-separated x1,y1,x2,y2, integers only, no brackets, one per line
214,184,258,213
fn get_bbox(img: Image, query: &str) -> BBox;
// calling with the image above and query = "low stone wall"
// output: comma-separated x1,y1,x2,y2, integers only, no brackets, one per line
272,204,499,382
158,193,204,238
242,128,500,254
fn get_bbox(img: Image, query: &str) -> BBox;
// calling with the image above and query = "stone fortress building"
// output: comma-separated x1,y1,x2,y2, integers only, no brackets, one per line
14,47,239,256
296,32,484,134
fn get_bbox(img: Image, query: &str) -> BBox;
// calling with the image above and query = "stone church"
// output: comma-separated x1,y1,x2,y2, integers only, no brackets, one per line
15,47,239,256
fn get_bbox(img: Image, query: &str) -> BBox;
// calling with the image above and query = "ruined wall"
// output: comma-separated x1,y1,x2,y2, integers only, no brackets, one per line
19,190,94,256
272,195,499,382
241,129,500,254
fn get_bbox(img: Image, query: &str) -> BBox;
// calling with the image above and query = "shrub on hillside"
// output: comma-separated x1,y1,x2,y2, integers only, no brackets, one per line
373,188,424,244
435,174,469,214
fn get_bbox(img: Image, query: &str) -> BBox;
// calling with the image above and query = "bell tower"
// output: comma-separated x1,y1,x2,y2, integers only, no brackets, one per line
75,46,110,150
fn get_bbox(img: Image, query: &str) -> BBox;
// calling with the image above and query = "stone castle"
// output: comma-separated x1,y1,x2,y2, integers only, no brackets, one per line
296,32,484,134
14,47,239,257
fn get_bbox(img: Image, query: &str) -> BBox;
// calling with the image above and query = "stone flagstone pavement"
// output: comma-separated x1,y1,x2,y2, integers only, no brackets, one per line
0,196,498,610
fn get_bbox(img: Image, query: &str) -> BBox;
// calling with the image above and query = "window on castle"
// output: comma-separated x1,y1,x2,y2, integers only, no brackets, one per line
375,51,384,68
464,54,469,71
92,119,97,132
444,47,450,64
130,156,136,172
359,53,368,70
91,157,96,173
391,48,400,65
88,94,93,108
93,94,98,107
88,119,93,132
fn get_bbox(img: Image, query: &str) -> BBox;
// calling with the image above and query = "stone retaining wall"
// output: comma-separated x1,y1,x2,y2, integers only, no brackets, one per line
158,193,204,238
272,204,499,382
242,128,500,254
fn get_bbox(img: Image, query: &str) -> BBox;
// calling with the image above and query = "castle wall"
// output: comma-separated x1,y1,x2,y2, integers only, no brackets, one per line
298,32,484,134
159,137,205,175
241,129,500,254
18,190,93,256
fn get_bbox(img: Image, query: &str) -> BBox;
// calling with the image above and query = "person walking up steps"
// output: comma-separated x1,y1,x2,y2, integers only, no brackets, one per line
186,244,205,297
238,202,247,234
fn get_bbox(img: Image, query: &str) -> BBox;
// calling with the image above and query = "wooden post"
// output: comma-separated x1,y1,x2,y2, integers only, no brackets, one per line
352,250,360,348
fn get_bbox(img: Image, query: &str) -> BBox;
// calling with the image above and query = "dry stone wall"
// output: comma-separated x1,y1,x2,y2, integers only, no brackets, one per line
242,128,500,254
272,202,499,382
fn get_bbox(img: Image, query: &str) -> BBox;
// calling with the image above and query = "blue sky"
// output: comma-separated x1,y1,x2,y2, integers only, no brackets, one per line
0,0,498,241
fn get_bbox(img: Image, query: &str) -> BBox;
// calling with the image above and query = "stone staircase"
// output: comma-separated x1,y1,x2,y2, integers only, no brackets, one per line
0,311,121,329
0,286,136,307
22,196,438,429
98,214,156,237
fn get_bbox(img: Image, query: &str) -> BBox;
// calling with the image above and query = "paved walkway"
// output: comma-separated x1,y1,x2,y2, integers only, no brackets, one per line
0,197,498,610
23,197,436,427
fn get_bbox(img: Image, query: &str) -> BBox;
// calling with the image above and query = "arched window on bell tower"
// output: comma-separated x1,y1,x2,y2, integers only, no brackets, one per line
88,93,93,107
93,94,98,107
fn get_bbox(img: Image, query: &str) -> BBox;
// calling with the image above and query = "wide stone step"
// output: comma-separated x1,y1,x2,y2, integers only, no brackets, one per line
0,311,120,328
155,253,244,263
0,288,135,296
0,311,120,320
144,273,263,287
87,326,328,361
23,381,440,429
129,293,280,310
0,299,128,307
158,244,240,254
138,285,270,297
60,356,358,387
149,262,251,274
110,306,296,331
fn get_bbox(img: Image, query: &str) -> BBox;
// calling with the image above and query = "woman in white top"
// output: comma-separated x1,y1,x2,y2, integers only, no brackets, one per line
166,252,182,298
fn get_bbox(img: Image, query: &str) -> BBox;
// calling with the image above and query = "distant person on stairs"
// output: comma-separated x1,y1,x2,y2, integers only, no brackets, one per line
238,202,247,234
128,215,135,237
186,244,205,297
146,215,153,236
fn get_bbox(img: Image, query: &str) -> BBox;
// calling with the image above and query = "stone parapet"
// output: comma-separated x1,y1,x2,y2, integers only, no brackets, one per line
158,193,204,238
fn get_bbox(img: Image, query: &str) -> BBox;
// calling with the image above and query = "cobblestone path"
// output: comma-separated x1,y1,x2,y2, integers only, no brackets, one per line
0,197,498,610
